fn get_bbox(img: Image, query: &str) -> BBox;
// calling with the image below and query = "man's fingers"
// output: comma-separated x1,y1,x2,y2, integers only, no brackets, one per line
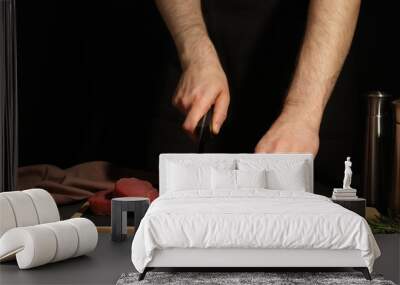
173,86,186,113
182,97,212,136
211,91,229,134
173,92,193,114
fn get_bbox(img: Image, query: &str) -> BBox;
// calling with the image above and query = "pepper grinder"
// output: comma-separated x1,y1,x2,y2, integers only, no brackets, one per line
363,91,393,213
392,99,400,214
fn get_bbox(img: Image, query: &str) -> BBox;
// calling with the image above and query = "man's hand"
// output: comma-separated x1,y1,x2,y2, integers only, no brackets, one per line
255,0,360,157
255,106,320,156
155,0,230,137
173,56,229,137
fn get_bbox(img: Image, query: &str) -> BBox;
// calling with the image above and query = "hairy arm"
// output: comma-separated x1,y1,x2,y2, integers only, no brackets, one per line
155,0,229,136
256,0,361,156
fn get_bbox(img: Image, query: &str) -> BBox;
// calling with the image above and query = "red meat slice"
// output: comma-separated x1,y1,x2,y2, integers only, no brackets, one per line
88,178,159,216
115,178,158,202
88,189,113,215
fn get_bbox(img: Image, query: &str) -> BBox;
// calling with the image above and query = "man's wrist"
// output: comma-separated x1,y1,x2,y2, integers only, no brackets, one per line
280,99,323,132
175,27,220,70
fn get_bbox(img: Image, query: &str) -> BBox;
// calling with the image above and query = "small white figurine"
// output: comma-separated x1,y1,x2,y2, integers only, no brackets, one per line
342,157,353,189
332,156,357,199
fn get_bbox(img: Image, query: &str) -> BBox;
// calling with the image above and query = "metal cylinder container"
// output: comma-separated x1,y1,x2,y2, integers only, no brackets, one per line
392,99,400,214
363,91,393,213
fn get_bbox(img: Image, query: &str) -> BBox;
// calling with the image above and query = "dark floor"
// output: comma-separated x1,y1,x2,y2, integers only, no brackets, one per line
0,234,134,285
374,234,400,284
1,233,398,285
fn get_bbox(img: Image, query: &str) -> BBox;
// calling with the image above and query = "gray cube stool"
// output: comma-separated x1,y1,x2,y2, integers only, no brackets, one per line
111,197,149,242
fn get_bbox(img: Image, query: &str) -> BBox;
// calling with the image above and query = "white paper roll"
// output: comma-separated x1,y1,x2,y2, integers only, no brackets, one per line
1,192,39,227
43,221,79,262
66,218,98,257
23,189,60,224
0,195,17,238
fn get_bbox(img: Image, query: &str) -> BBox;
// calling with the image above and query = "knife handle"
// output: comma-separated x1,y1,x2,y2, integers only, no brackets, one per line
196,109,212,153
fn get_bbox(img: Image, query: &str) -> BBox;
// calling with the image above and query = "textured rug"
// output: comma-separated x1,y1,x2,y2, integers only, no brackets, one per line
116,272,396,285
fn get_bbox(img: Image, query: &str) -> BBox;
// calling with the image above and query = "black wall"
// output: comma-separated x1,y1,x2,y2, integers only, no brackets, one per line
17,1,399,192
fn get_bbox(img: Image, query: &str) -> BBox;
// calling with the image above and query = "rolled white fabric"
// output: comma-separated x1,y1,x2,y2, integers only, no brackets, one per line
23,189,60,224
66,218,98,257
0,192,39,227
42,221,79,262
0,218,98,269
0,196,17,238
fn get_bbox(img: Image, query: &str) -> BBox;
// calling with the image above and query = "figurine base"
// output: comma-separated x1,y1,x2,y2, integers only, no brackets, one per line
333,188,357,192
332,188,358,200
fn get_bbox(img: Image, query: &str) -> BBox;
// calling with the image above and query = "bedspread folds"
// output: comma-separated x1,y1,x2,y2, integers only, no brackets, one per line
131,190,380,273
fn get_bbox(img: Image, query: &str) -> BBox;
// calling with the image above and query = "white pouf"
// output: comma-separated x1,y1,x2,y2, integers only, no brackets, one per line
0,218,98,269
0,189,98,269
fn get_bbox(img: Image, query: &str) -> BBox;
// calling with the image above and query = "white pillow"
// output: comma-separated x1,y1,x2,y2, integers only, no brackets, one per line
211,169,268,190
167,162,211,191
237,159,308,191
211,168,236,190
236,169,267,188
266,167,307,191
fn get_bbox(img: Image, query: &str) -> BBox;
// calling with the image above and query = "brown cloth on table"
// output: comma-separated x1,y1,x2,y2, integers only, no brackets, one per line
17,161,157,205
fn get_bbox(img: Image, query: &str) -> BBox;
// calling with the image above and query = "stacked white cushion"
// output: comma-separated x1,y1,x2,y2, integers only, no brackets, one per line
0,189,60,236
1,191,39,227
0,189,97,269
24,188,60,224
42,221,79,262
0,196,17,237
65,218,98,257
0,218,97,269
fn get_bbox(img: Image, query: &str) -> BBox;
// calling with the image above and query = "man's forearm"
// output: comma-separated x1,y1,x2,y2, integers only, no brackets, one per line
283,0,361,130
155,0,219,69
155,0,230,136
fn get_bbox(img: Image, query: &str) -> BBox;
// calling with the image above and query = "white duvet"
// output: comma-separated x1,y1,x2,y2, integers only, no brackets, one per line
131,190,380,273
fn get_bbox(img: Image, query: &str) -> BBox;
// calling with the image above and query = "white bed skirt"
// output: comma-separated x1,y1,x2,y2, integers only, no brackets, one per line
148,248,366,268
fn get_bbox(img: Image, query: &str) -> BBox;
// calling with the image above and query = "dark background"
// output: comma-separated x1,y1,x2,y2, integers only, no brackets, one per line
16,0,399,193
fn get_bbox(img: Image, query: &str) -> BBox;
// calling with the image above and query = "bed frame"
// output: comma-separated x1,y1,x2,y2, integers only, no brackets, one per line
139,154,371,280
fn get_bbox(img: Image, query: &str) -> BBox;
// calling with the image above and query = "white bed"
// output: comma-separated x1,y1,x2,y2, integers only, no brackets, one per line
131,154,380,280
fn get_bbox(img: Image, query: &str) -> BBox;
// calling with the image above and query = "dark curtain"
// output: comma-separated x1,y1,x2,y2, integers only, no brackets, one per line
0,0,18,192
